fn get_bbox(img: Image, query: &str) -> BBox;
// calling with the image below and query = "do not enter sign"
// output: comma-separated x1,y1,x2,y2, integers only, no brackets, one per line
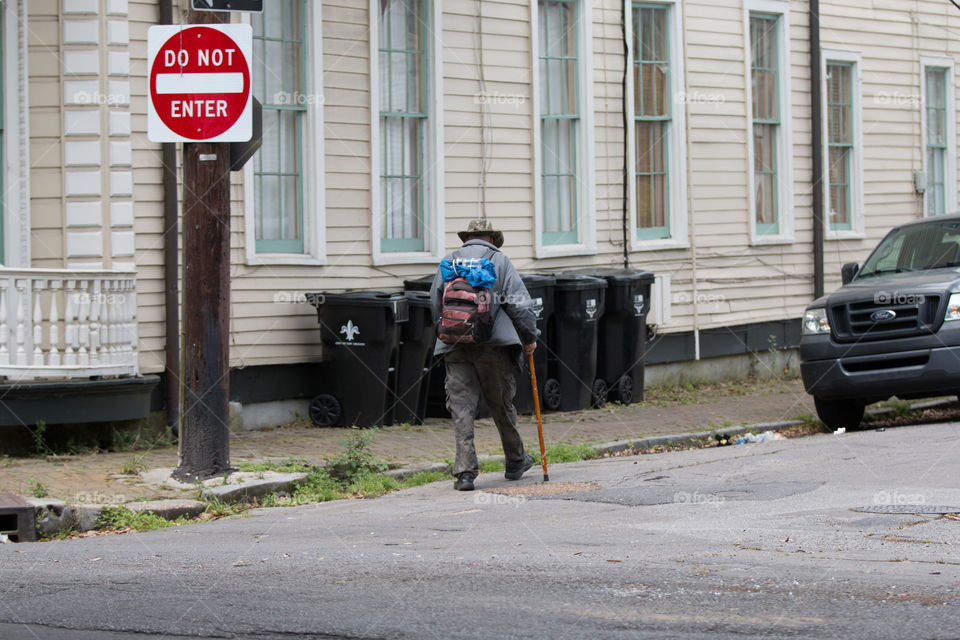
148,24,252,142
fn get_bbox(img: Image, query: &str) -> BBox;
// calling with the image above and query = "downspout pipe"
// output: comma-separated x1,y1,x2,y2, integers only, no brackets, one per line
159,0,181,432
621,3,629,268
810,0,825,299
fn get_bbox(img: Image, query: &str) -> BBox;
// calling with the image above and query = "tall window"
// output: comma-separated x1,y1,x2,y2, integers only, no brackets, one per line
926,67,947,217
0,7,4,265
750,14,779,235
379,0,427,252
252,1,306,253
827,62,852,231
633,4,669,240
539,0,579,246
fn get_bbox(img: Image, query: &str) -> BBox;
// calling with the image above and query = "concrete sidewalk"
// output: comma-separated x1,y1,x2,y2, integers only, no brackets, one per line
0,377,816,506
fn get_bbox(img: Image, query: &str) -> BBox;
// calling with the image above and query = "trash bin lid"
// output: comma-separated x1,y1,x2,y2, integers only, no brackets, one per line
520,273,557,287
554,273,608,291
306,290,405,308
564,267,654,284
307,290,409,323
403,275,435,292
404,290,432,307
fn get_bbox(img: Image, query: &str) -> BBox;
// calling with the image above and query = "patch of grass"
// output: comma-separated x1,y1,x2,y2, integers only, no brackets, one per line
25,477,49,498
204,497,248,518
236,458,313,473
479,459,505,473
326,429,388,482
863,399,916,422
347,472,400,498
539,441,598,464
401,471,446,488
120,454,146,476
98,506,185,532
288,468,346,504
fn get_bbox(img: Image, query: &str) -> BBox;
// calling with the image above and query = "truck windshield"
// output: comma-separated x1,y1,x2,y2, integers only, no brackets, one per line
859,221,960,278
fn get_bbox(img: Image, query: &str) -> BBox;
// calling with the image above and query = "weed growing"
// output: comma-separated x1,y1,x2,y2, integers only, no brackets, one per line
120,454,146,476
326,429,388,481
25,478,49,498
236,458,314,473
30,421,48,457
98,506,186,532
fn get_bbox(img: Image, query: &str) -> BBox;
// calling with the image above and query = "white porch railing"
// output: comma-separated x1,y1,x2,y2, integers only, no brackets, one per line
0,269,138,380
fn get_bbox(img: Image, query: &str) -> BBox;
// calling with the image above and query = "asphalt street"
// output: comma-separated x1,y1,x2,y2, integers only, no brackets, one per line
2,421,959,640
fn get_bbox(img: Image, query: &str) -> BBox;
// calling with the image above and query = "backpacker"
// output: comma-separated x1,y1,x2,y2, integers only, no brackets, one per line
437,255,496,345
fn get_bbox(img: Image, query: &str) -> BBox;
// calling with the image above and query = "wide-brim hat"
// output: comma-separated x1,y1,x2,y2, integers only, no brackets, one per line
457,218,504,248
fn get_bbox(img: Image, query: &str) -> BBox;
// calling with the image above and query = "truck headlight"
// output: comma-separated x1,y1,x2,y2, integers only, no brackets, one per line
945,293,960,322
802,308,831,335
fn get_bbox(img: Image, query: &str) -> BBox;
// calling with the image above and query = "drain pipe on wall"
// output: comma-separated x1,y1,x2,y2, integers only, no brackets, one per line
682,1,700,359
621,4,630,269
810,0,825,299
159,0,181,432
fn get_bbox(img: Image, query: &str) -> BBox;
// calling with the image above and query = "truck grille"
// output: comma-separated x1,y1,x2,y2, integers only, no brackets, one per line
830,294,941,341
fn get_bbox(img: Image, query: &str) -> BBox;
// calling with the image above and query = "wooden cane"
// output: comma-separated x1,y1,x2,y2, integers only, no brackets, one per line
528,352,549,482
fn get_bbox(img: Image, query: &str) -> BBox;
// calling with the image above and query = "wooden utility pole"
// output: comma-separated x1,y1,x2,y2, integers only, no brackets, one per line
173,8,232,482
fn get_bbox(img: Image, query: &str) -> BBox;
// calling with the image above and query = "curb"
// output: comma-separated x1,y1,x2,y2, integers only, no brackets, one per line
384,420,809,481
17,397,950,540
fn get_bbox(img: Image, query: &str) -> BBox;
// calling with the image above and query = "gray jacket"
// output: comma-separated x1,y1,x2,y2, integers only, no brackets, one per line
430,239,540,355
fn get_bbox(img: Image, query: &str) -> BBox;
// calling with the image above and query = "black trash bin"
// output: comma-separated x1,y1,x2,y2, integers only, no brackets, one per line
513,274,558,414
392,290,435,425
402,275,449,418
549,274,607,411
305,291,408,427
564,268,655,404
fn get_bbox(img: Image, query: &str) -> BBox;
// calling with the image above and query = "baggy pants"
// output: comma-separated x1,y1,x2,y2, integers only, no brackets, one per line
444,345,526,476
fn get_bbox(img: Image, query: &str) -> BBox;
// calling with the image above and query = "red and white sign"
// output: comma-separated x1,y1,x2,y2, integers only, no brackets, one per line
147,24,252,143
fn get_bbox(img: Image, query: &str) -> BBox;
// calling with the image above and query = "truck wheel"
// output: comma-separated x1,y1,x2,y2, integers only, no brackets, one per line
814,397,864,431
309,394,342,427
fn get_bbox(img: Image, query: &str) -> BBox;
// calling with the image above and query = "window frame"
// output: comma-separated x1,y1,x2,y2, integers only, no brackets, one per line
243,1,326,266
370,0,445,266
822,49,864,239
2,5,27,268
531,0,597,259
624,0,688,252
743,0,793,246
920,56,957,218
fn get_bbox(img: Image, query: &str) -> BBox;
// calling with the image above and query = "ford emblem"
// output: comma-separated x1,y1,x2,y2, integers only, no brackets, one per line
870,309,897,322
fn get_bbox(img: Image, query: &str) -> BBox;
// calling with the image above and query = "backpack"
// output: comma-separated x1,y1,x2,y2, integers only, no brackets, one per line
437,253,496,345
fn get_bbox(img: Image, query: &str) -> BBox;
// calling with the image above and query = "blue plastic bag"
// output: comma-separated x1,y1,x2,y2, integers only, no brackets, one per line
440,258,496,287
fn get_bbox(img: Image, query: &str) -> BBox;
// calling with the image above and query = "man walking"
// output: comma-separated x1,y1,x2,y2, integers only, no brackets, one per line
431,219,539,491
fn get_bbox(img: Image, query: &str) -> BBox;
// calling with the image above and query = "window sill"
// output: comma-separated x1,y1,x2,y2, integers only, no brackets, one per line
535,244,598,259
373,250,443,266
631,237,690,252
245,253,328,267
749,234,795,246
826,229,865,241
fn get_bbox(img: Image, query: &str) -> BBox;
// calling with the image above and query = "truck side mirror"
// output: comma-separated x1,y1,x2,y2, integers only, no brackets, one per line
841,262,860,285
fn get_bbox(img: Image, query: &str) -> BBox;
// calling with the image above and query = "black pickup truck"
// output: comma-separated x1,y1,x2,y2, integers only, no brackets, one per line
800,214,960,430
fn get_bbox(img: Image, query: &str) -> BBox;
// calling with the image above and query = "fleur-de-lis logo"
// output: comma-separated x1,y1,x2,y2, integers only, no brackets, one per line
340,320,360,341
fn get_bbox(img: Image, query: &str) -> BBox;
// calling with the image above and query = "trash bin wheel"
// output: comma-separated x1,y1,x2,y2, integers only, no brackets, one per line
543,378,562,411
309,394,342,427
591,378,608,408
611,375,634,404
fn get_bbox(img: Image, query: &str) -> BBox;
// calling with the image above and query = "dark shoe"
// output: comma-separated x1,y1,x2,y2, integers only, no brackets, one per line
504,453,533,481
454,471,476,491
